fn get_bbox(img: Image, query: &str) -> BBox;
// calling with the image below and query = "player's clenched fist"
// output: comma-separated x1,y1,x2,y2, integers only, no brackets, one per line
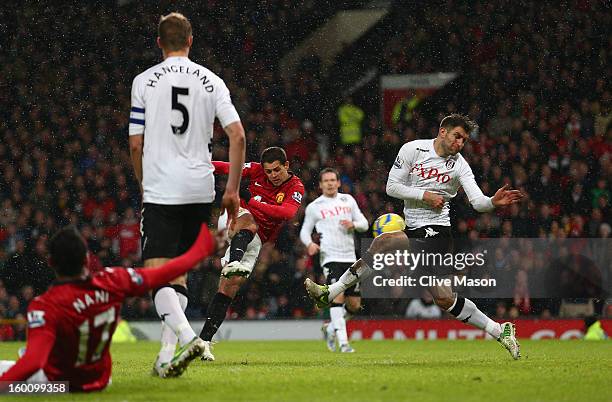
423,191,445,209
222,190,240,229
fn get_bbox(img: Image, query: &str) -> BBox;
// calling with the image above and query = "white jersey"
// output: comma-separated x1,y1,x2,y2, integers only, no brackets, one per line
129,56,240,204
300,193,368,266
386,139,493,229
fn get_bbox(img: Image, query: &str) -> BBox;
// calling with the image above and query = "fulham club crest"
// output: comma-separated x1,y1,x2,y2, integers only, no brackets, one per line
445,159,456,170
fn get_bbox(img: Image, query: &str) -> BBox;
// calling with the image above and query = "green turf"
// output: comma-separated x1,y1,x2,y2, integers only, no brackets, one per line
1,340,610,401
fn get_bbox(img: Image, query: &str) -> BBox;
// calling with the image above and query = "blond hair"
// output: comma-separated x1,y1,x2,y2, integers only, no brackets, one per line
158,12,192,51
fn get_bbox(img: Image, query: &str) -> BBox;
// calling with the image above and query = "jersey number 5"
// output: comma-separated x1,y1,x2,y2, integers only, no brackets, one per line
76,306,118,366
171,86,189,135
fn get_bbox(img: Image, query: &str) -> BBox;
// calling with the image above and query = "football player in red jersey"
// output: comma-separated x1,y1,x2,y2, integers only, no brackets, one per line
198,147,304,360
0,224,214,391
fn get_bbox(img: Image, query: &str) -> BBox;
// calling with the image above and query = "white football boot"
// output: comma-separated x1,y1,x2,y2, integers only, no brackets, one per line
498,322,521,360
221,261,251,278
200,340,215,362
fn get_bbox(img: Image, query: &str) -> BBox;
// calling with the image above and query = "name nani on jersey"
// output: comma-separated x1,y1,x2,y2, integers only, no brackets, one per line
146,65,214,92
73,290,110,313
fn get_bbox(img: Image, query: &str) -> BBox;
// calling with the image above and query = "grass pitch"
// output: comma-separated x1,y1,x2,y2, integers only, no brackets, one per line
1,340,610,401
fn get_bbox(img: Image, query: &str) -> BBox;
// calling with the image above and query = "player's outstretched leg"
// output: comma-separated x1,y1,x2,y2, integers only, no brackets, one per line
497,322,521,359
305,255,378,307
199,232,261,361
432,289,520,360
305,231,409,307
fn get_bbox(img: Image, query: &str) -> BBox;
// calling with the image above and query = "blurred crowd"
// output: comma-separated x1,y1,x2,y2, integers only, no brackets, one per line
0,1,610,339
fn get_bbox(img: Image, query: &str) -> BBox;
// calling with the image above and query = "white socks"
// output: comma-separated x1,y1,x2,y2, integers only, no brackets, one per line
327,260,372,301
448,297,502,339
156,290,192,365
154,287,196,349
177,291,188,311
329,306,349,346
157,322,177,365
157,289,194,365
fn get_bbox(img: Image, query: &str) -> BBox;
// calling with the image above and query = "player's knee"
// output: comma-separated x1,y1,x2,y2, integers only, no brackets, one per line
368,234,387,254
433,295,454,310
345,298,361,313
237,220,258,235
235,213,258,233
368,231,408,255
244,223,258,234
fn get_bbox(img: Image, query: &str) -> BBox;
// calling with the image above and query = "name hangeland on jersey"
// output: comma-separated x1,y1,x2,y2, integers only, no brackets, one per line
129,56,240,205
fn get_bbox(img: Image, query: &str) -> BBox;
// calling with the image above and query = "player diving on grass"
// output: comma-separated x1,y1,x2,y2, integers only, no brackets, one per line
0,224,215,391
198,147,305,361
305,114,525,359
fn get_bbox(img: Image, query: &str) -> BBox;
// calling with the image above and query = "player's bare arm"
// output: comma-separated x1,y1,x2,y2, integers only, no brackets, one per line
223,120,246,227
128,134,144,194
299,199,320,256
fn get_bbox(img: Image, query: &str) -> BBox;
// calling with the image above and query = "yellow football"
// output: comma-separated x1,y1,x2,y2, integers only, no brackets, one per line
372,213,406,237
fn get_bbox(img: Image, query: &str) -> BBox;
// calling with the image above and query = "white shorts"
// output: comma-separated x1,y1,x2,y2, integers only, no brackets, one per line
218,208,263,276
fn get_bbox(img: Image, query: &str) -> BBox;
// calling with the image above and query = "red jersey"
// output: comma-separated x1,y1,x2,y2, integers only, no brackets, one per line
18,268,148,391
213,161,304,242
0,225,214,392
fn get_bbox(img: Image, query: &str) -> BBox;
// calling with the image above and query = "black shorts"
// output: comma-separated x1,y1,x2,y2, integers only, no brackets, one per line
324,262,360,297
141,203,212,260
405,225,454,276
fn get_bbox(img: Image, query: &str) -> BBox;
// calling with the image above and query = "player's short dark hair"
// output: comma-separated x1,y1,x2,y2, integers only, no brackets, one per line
261,147,287,165
158,12,192,51
49,226,87,277
319,168,339,181
440,113,478,135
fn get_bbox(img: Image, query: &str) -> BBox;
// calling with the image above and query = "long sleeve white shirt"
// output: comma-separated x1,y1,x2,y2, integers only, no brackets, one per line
386,139,493,229
300,193,368,266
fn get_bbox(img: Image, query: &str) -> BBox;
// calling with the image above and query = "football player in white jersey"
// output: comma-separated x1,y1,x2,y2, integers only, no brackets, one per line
300,168,368,353
305,114,524,359
128,13,245,377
